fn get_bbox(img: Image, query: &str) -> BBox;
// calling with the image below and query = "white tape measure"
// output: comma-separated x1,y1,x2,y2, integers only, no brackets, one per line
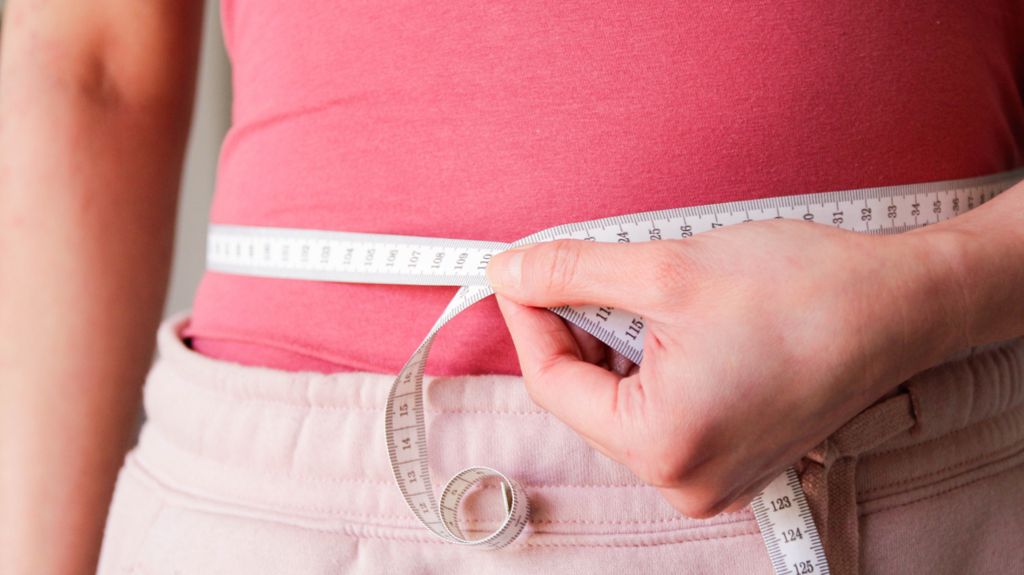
206,169,1022,572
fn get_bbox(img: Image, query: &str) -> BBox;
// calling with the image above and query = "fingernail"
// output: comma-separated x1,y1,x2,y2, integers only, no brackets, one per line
488,247,525,291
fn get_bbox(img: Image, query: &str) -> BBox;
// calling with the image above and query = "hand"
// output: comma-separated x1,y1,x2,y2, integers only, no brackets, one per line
486,219,960,518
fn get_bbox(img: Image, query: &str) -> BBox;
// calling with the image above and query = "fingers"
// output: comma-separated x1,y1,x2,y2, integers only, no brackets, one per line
487,239,690,311
656,474,756,519
495,295,625,454
566,322,610,368
497,291,769,521
721,472,780,514
658,462,791,518
608,350,637,377
565,321,637,375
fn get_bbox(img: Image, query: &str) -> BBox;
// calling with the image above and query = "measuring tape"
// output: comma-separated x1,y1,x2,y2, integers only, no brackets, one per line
206,169,1022,571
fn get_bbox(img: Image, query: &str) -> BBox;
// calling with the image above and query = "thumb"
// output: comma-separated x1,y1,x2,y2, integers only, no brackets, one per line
486,239,683,310
494,294,626,456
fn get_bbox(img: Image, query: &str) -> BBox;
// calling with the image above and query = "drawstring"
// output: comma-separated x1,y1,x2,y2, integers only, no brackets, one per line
799,392,917,575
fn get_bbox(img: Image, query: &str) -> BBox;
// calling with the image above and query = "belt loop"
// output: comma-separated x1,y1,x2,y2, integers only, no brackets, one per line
799,391,917,575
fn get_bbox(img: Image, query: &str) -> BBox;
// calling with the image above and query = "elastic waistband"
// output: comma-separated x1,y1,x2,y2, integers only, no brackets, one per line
129,312,1024,546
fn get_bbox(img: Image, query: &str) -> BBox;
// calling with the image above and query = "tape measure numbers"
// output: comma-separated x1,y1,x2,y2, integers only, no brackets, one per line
207,169,1023,572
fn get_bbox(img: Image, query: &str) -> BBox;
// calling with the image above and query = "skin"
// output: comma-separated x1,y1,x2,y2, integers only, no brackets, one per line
0,0,1021,571
486,185,1024,518
0,1,203,573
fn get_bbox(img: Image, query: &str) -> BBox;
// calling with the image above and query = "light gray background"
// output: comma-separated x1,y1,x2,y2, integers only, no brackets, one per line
165,4,230,317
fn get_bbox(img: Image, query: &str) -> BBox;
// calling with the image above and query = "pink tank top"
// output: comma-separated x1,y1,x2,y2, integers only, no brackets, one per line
186,1,1024,376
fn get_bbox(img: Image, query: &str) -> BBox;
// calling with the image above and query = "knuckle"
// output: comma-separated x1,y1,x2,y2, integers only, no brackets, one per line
630,436,704,488
636,460,685,489
533,239,583,295
521,354,563,409
522,377,551,414
626,408,721,488
523,381,547,412
644,243,692,304
653,481,729,519
676,494,724,519
520,365,549,404
521,372,543,400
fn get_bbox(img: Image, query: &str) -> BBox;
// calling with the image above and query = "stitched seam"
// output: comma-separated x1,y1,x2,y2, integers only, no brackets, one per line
133,494,760,547
862,445,1024,516
129,454,756,541
132,503,761,549
520,529,760,549
860,437,1024,496
145,425,658,489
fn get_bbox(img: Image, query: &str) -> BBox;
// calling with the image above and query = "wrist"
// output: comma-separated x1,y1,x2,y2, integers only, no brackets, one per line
886,227,973,378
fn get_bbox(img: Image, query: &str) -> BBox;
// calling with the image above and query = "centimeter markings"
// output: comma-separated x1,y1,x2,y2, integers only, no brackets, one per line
753,469,830,575
208,225,506,286
206,169,1023,570
210,169,1020,369
210,173,1010,290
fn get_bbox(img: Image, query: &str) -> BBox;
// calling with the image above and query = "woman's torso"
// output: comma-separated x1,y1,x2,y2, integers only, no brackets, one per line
186,0,1024,376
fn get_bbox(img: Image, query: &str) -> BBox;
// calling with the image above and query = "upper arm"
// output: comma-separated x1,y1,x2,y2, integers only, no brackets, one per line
1,0,205,118
0,0,207,257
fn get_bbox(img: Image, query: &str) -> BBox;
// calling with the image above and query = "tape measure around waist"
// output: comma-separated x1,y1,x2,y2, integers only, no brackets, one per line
206,169,1022,572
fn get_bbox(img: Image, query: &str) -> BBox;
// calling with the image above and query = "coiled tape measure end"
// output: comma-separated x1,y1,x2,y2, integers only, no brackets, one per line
383,287,531,549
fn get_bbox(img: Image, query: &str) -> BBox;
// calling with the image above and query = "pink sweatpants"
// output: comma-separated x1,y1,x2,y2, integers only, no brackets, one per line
98,313,1024,573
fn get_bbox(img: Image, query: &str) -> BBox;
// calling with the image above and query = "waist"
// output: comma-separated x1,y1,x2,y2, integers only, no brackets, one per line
134,313,1024,544
193,155,1024,375
185,279,521,374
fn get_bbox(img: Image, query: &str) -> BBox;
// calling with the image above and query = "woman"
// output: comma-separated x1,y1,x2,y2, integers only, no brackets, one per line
2,1,1022,573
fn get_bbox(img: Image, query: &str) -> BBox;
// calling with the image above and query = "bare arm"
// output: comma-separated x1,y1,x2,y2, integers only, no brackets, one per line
0,1,203,573
912,182,1024,351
